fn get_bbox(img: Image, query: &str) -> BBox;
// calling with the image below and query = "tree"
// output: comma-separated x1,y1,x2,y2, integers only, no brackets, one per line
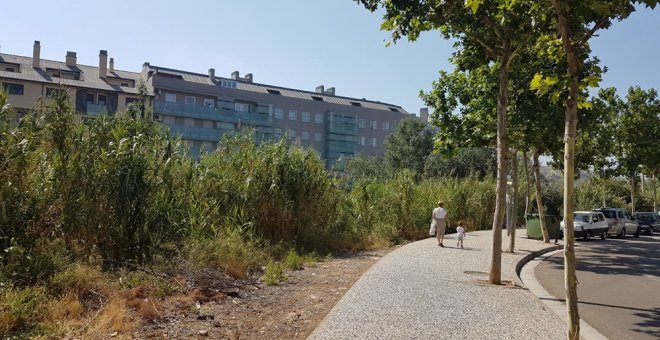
538,1,657,338
357,0,544,284
584,87,620,207
384,117,433,178
424,147,496,180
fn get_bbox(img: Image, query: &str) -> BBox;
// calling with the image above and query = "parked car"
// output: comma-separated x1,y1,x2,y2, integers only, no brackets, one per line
560,211,609,241
633,212,660,235
592,208,640,238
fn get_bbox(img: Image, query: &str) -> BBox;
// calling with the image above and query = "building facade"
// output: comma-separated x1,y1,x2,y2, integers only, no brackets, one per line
1,41,415,167
0,41,142,119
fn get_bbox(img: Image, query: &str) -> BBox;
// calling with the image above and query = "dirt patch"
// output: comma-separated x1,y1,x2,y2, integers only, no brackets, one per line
473,279,525,289
133,250,390,339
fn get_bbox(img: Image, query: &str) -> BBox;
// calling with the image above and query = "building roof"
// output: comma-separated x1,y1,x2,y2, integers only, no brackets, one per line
0,53,142,94
145,64,409,113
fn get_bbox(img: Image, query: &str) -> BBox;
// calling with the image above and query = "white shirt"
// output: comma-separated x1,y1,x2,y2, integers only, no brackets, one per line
433,207,447,219
457,226,465,236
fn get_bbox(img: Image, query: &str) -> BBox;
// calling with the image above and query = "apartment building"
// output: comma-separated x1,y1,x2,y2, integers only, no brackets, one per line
0,41,142,119
142,64,411,166
1,41,415,167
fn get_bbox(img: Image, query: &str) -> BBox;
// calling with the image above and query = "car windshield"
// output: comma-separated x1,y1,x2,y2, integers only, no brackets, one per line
635,214,653,221
574,213,590,222
600,210,616,218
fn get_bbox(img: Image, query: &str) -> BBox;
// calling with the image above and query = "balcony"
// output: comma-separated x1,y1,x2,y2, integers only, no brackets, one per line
165,124,228,142
86,103,109,116
155,101,272,126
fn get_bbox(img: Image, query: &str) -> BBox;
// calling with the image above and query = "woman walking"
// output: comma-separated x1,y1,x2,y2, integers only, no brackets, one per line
433,201,449,247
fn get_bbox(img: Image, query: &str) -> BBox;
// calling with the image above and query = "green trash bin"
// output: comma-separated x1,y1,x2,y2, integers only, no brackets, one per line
526,214,562,240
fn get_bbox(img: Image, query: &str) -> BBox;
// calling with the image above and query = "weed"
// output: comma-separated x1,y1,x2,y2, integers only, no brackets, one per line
283,250,304,270
261,261,286,286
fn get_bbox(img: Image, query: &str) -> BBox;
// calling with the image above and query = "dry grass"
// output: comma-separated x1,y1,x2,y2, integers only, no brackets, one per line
84,298,133,338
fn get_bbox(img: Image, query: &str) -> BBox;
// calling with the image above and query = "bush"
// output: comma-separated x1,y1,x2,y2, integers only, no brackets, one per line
261,261,285,286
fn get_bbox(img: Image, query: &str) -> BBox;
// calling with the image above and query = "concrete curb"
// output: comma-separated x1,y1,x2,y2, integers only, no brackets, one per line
519,249,608,340
513,243,562,287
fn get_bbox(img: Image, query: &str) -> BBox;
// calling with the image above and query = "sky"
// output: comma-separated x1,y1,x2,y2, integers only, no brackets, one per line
1,1,659,115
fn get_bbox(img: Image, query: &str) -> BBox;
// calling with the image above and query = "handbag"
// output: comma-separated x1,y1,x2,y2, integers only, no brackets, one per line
429,220,437,236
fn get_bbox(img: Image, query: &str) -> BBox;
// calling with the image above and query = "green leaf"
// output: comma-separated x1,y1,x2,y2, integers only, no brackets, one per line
465,0,481,14
581,75,601,88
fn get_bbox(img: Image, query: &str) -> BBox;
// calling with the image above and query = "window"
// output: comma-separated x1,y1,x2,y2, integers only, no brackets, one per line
314,132,322,142
98,95,107,106
301,131,309,141
165,93,176,103
267,89,281,95
389,107,399,112
121,83,129,87
86,93,95,103
288,129,296,138
315,113,323,124
125,97,139,106
371,120,378,130
0,62,20,73
204,99,215,108
384,121,390,131
311,96,323,101
235,102,250,112
350,101,361,107
274,108,284,119
371,137,377,147
302,111,310,122
358,119,365,129
185,96,196,105
221,80,237,88
273,128,283,138
288,110,297,121
360,136,366,146
3,83,24,96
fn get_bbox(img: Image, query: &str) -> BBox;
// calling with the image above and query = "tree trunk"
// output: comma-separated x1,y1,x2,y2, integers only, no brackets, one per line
523,150,531,218
509,149,519,253
532,150,550,243
489,42,512,285
601,175,607,208
654,172,657,212
630,174,636,213
552,0,581,338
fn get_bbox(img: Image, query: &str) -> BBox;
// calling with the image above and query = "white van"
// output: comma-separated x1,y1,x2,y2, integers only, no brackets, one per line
560,211,609,241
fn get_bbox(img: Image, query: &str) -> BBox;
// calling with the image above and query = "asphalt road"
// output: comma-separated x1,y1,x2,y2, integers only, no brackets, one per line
535,234,660,340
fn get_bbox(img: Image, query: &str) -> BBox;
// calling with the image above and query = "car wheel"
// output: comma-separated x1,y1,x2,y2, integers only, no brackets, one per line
620,228,626,239
647,228,653,236
634,229,640,238
601,231,607,240
583,231,591,241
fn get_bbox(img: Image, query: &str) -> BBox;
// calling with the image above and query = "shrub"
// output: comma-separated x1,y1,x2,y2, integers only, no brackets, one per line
261,261,285,286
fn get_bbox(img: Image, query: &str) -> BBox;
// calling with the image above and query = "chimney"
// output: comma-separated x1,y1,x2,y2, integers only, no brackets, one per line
420,108,429,122
315,85,325,93
244,73,253,83
326,87,335,96
98,50,108,78
32,41,41,68
65,51,77,67
208,68,215,80
231,71,240,80
109,58,114,72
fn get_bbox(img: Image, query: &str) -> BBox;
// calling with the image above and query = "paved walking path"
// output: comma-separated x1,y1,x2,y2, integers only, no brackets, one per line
309,230,566,340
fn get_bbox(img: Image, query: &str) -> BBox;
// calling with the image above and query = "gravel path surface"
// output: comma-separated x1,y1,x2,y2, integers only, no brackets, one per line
309,230,567,340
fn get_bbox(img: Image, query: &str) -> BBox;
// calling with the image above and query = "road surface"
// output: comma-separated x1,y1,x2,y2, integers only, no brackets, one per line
535,234,660,340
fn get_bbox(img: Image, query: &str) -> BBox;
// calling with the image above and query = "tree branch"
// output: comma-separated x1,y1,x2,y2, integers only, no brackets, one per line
579,0,628,44
466,32,500,58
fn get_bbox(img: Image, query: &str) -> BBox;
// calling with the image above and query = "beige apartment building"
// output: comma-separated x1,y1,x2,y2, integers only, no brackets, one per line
0,41,142,119
1,41,421,166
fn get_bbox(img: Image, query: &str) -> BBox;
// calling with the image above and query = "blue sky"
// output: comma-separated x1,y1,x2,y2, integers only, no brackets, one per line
1,1,658,114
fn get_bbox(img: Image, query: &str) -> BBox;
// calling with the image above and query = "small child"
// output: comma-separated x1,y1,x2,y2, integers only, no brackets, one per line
456,222,466,249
